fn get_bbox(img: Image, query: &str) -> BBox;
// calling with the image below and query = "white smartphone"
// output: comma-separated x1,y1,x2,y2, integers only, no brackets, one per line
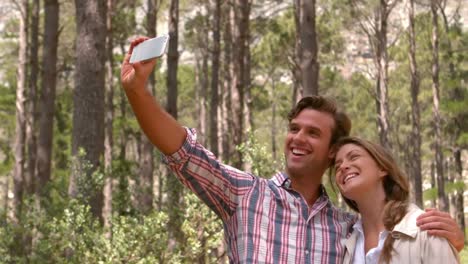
129,34,169,63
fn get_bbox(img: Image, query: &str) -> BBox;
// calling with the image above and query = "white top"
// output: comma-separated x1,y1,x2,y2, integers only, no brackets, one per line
352,219,389,264
344,204,460,264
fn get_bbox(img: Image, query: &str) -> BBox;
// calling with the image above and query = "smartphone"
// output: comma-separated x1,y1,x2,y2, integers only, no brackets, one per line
129,34,169,63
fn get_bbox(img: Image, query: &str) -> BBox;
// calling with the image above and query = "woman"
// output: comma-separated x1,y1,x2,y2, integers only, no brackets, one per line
333,137,460,264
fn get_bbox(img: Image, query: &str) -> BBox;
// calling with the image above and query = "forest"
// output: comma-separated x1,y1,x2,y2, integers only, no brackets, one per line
0,0,467,262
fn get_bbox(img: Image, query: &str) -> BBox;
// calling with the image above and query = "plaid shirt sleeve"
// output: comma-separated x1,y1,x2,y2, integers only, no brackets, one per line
163,127,256,220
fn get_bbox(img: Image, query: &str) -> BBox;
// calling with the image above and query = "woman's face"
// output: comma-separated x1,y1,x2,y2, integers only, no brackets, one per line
334,143,387,200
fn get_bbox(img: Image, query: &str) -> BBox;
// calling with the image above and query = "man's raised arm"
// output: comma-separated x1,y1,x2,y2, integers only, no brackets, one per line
120,37,186,155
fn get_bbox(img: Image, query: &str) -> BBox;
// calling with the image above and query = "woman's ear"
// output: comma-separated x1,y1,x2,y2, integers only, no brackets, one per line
328,148,336,160
378,168,388,178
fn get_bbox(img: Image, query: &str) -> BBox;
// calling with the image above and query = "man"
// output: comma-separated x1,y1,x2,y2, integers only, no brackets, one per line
121,37,464,263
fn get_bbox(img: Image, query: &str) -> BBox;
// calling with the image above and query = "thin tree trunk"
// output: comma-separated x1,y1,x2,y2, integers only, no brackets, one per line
119,43,128,162
195,56,206,144
12,0,29,224
452,148,466,240
25,0,40,196
24,0,41,254
136,0,158,215
230,0,249,169
293,0,302,104
350,0,393,149
103,0,114,236
210,0,221,156
431,162,436,207
431,0,448,212
201,49,209,144
271,79,277,161
71,0,107,220
166,0,185,252
222,1,233,163
166,0,179,120
37,0,59,198
300,0,319,96
375,1,391,149
408,0,422,207
243,0,252,132
439,0,465,236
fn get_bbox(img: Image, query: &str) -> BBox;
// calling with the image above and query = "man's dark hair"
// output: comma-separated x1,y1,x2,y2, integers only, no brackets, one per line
287,96,351,146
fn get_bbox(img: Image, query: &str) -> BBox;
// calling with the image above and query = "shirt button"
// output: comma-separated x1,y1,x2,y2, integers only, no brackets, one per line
305,250,310,255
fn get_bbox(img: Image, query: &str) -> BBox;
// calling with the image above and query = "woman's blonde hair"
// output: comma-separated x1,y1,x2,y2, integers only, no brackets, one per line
332,137,410,263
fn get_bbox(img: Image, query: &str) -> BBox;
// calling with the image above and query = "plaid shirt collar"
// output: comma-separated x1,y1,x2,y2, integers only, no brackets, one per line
272,171,329,200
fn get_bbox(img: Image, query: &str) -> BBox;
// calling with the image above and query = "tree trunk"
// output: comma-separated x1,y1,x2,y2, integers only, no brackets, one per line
430,0,448,212
118,45,128,161
166,0,185,252
25,0,40,196
166,0,179,120
37,0,59,198
201,45,209,144
230,0,250,169
293,0,302,104
12,0,29,224
271,79,277,161
243,2,253,135
103,0,114,236
71,0,107,220
300,0,319,96
452,148,466,240
222,1,233,163
375,1,391,149
408,0,423,207
351,0,393,149
195,56,205,144
439,1,465,238
210,0,221,156
136,0,159,215
430,162,436,207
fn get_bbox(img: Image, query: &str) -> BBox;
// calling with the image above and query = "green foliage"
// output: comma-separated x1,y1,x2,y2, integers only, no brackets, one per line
252,9,295,71
31,201,107,263
180,193,224,263
331,71,377,140
105,211,169,263
71,149,104,204
0,21,18,179
112,159,137,216
237,130,283,177
460,246,468,263
1,150,161,262
0,192,170,263
423,181,465,201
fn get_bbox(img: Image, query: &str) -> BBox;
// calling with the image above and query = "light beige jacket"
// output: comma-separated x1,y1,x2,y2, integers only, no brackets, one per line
343,204,460,264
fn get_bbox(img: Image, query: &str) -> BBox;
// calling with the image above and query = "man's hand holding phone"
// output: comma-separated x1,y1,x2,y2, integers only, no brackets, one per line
129,34,169,63
121,36,168,91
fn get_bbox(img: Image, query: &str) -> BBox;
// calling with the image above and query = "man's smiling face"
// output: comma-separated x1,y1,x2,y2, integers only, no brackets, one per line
284,109,335,179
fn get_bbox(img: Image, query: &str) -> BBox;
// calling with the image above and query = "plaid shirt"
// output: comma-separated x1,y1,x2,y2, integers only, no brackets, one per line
164,128,357,263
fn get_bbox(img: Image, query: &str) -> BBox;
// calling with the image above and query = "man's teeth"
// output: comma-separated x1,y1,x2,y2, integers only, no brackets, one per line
343,173,358,184
292,148,307,155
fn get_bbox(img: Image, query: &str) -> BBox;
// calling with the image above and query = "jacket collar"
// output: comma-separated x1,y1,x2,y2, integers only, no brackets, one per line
392,203,423,238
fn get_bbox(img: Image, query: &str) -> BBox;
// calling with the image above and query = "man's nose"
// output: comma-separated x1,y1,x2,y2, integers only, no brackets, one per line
293,129,307,142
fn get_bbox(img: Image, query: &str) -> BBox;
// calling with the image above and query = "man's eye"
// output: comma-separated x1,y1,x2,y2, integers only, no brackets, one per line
309,130,319,137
